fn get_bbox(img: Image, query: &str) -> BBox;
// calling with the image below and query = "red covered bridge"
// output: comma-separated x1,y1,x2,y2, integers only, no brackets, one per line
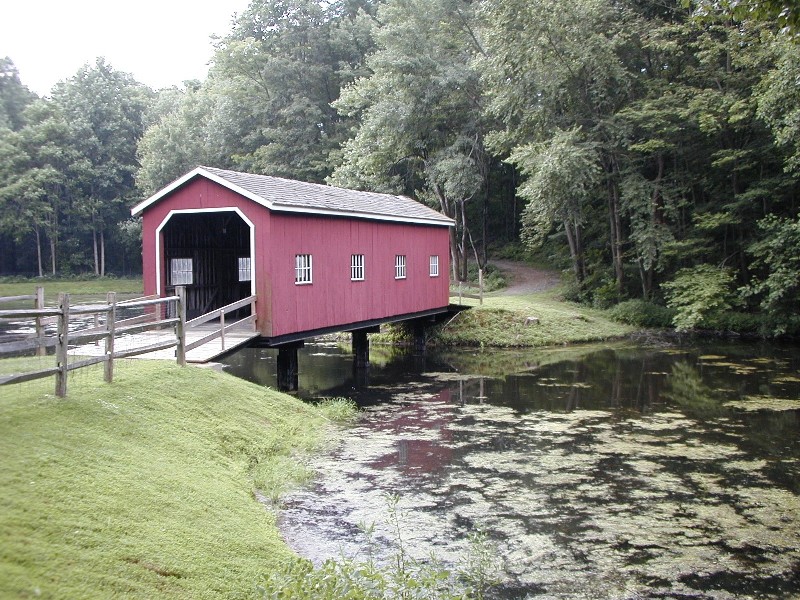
131,166,456,387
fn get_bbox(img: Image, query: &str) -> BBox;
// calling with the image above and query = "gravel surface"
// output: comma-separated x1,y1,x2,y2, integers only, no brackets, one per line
490,260,561,295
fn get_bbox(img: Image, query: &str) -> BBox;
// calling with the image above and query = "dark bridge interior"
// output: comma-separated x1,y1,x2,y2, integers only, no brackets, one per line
163,212,251,320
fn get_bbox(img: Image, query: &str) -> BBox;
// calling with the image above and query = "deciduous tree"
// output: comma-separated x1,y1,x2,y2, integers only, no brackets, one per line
331,0,489,279
53,58,152,275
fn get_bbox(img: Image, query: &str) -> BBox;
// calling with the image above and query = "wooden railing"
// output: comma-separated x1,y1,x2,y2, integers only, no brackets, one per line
184,295,257,353
0,286,46,356
451,280,484,305
450,268,485,306
0,287,188,398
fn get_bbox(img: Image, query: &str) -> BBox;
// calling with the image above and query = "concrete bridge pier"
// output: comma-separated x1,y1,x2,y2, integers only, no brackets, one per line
411,320,428,355
352,363,371,388
352,330,369,369
276,341,304,392
351,326,379,389
256,307,464,393
351,326,380,369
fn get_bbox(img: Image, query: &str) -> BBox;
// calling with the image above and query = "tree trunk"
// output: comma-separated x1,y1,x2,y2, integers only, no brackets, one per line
459,199,468,281
575,221,586,282
606,166,624,295
93,227,99,276
642,153,666,300
100,228,105,277
450,227,459,281
45,203,58,276
35,226,43,278
49,237,56,275
481,154,491,267
563,219,585,285
431,181,462,281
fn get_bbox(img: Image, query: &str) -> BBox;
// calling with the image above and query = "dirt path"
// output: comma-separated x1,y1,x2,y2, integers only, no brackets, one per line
490,259,561,295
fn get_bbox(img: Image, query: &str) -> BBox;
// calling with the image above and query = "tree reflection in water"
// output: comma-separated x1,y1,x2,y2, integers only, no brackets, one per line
222,340,800,599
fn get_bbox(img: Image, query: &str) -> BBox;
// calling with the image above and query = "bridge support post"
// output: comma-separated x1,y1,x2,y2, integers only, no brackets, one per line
353,362,370,388
351,326,379,388
276,342,303,392
412,321,427,355
352,330,370,369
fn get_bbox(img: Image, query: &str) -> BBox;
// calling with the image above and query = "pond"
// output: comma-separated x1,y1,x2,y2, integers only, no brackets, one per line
219,339,800,599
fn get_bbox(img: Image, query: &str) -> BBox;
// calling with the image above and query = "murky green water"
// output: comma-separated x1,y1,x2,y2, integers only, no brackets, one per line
220,340,800,599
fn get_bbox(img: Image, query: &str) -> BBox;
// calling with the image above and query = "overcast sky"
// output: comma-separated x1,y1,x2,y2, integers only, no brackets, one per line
1,0,251,96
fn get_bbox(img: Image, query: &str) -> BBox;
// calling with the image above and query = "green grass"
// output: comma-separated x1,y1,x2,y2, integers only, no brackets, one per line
0,356,50,376
0,360,355,599
439,289,634,347
0,278,143,307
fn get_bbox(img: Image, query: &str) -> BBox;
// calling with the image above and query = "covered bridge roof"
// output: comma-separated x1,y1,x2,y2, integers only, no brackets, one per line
131,166,454,227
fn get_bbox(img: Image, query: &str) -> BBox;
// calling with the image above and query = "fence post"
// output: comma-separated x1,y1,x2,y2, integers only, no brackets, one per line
35,286,45,357
104,292,116,383
219,308,226,350
175,286,186,366
55,292,70,398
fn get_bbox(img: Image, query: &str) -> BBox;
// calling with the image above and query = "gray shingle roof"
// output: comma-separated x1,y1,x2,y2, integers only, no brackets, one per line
131,166,453,227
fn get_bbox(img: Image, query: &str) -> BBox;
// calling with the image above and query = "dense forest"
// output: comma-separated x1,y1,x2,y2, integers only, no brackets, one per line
1,0,798,333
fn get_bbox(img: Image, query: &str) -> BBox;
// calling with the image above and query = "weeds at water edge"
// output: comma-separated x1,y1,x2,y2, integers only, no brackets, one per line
255,494,502,599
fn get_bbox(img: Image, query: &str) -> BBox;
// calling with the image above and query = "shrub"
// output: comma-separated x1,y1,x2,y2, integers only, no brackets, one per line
559,278,584,303
704,311,800,336
488,241,532,261
744,214,800,335
703,311,763,334
465,263,507,292
608,299,675,328
662,265,736,331
590,279,621,309
314,397,360,423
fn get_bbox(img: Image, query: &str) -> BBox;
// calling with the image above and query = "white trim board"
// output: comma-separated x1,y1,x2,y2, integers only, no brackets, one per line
154,207,256,298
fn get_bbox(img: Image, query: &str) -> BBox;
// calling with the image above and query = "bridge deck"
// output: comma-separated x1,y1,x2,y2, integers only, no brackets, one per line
67,302,464,366
69,321,258,364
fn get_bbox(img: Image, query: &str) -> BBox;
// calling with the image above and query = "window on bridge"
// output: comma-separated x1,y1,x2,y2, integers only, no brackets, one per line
351,254,365,281
171,258,193,285
238,257,251,282
430,255,439,277
295,254,313,285
395,255,407,279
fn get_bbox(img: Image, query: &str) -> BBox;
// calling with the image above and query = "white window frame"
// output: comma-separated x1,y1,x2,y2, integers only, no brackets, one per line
351,254,365,281
170,258,193,285
429,255,439,277
295,254,313,285
395,255,407,280
238,257,251,282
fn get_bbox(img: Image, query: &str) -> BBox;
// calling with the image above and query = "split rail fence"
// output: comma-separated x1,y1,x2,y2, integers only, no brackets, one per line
451,268,485,305
0,287,188,398
183,295,258,355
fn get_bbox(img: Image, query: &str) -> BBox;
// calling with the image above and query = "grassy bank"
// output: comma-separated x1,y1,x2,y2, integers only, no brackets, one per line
0,360,354,599
0,278,143,306
436,289,635,347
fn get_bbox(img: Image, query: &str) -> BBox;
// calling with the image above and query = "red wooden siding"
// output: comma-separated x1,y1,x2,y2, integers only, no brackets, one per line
140,177,450,338
266,212,449,337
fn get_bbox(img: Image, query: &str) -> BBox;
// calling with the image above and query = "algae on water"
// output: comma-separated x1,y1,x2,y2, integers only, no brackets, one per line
278,342,800,599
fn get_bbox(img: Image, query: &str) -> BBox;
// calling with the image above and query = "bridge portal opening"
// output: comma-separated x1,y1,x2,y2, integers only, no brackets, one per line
162,211,252,320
